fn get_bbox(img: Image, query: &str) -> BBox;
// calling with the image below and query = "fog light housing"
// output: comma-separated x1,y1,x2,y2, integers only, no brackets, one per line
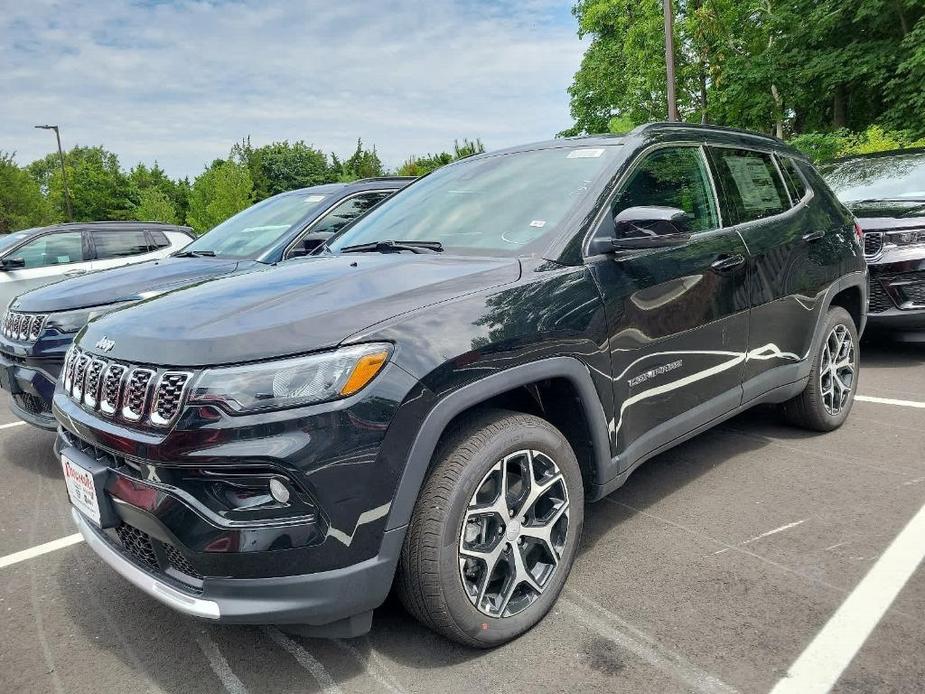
269,478,290,504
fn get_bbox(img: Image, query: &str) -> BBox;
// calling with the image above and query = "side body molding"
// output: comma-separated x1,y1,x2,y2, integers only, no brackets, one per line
384,357,613,531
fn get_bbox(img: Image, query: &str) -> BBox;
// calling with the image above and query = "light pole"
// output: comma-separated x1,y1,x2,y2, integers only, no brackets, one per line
34,124,73,221
663,0,679,122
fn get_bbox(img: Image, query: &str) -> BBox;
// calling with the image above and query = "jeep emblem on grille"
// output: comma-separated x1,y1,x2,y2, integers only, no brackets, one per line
95,336,115,352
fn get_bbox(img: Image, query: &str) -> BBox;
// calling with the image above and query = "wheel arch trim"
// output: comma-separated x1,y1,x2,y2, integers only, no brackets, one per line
384,357,612,531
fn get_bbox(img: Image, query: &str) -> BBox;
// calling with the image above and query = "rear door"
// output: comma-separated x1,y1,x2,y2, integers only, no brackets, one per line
707,146,833,399
586,144,750,466
89,229,161,271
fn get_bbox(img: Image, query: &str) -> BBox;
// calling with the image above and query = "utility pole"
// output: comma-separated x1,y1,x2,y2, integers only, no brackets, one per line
34,124,73,221
663,0,679,122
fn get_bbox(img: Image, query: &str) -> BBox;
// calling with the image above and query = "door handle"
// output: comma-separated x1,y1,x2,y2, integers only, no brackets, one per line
710,253,746,273
64,269,87,277
802,230,825,242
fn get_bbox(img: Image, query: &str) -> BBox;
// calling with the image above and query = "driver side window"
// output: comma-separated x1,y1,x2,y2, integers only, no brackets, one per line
11,232,85,268
614,147,720,233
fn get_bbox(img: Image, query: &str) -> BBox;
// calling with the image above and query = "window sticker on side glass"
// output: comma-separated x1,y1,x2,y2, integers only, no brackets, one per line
305,195,326,203
567,148,605,159
725,156,782,211
530,220,547,228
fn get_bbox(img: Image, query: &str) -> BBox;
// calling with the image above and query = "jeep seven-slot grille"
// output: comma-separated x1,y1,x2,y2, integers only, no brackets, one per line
863,232,883,259
63,346,191,427
1,310,47,343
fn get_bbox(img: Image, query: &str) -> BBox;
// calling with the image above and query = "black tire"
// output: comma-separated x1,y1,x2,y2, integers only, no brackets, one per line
396,408,584,648
781,306,859,432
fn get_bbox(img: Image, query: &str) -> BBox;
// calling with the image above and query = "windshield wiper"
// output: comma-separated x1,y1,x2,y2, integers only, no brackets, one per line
339,240,444,254
173,249,216,257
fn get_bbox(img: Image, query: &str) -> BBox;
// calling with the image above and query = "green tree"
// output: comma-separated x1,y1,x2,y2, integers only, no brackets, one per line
186,161,254,234
29,146,136,221
396,138,485,176
330,139,384,181
134,188,179,224
231,138,331,200
0,152,55,233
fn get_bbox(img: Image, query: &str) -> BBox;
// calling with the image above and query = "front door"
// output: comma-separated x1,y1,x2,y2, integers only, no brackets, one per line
586,144,750,471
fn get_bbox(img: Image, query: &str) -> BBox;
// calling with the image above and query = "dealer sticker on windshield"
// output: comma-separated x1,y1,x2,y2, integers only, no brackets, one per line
567,148,605,159
305,194,326,203
61,453,102,526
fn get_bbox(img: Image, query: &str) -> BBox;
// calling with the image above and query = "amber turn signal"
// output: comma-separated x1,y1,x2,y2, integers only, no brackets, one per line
340,351,390,396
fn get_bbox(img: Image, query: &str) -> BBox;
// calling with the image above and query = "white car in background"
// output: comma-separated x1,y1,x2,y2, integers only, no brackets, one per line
0,221,193,308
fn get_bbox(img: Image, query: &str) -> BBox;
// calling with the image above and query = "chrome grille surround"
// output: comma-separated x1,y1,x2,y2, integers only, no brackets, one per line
863,232,884,260
83,359,107,408
1,310,47,342
151,372,193,427
121,368,156,422
100,363,127,416
63,347,191,427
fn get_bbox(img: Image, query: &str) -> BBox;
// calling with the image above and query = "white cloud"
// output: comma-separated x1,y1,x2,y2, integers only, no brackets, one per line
0,0,584,178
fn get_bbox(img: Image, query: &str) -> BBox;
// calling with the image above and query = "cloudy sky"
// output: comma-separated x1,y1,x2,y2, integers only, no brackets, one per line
1,0,585,178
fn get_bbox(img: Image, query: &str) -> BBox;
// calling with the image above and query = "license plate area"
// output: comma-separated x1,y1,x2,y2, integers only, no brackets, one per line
61,448,118,528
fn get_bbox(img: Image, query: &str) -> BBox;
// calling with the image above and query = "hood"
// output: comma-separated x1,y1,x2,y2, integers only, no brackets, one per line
848,200,925,231
12,256,252,313
80,254,520,366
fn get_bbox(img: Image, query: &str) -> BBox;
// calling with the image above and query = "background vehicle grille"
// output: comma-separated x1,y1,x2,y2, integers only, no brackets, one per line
868,280,894,313
1,311,47,343
63,347,192,427
863,232,884,259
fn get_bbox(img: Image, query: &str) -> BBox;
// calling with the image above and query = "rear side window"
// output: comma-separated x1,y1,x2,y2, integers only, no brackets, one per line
613,146,720,232
710,148,789,224
778,156,808,203
92,230,151,259
149,230,170,248
311,192,392,236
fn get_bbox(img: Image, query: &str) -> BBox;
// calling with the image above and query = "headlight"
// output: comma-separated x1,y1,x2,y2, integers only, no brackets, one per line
45,301,135,334
885,230,925,248
188,343,392,413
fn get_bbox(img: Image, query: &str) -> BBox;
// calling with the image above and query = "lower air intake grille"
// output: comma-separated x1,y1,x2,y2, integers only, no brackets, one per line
164,544,203,580
115,524,159,572
869,280,893,313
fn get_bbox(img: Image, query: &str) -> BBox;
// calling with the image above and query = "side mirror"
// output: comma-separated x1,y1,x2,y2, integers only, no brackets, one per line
591,206,693,254
288,232,332,258
0,257,25,270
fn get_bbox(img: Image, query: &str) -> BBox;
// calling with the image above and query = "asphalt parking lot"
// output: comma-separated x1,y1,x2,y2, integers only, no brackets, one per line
1,339,923,694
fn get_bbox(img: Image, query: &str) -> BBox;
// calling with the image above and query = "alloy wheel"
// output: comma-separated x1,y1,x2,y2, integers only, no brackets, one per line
458,449,570,618
819,323,856,416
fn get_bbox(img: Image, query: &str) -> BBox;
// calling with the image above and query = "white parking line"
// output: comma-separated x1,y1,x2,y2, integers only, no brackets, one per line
770,501,925,694
855,394,925,409
713,519,807,555
0,420,26,429
0,533,83,569
195,631,250,694
263,626,342,694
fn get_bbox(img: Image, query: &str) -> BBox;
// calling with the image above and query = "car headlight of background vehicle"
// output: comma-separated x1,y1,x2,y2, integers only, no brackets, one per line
188,343,393,413
45,301,135,334
885,229,925,248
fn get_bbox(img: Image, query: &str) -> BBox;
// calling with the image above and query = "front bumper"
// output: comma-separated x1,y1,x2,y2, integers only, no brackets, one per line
866,255,925,338
0,332,72,429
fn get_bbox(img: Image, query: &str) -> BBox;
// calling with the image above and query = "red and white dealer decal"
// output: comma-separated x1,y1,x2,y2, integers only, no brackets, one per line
61,453,102,526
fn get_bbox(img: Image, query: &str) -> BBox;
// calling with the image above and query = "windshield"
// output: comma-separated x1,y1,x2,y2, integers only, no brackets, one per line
184,190,334,258
0,230,37,256
327,146,617,256
822,151,925,203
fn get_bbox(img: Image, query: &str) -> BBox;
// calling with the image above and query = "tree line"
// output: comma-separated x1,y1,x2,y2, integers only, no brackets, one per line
562,0,924,140
0,137,485,234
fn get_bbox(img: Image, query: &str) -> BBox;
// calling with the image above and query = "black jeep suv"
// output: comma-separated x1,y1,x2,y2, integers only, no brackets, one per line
53,124,866,647
1,177,409,429
821,148,925,340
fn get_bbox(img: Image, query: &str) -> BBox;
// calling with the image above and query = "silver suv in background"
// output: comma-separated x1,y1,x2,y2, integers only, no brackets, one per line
0,222,193,309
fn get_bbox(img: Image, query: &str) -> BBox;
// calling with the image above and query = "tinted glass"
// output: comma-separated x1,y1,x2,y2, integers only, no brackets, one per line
328,147,615,256
93,230,150,259
710,148,789,224
0,231,37,255
821,151,925,203
614,147,719,232
13,232,84,268
311,192,391,236
150,230,170,248
184,190,332,259
778,156,808,203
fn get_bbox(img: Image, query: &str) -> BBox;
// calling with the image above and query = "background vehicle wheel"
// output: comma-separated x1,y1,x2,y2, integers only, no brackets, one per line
782,306,859,432
396,408,584,648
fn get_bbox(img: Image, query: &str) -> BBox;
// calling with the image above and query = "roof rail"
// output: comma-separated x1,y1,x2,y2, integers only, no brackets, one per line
630,121,788,146
353,176,417,183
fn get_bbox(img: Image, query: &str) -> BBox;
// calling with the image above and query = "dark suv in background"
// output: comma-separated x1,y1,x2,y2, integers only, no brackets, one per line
822,149,925,341
54,124,866,647
0,177,409,428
